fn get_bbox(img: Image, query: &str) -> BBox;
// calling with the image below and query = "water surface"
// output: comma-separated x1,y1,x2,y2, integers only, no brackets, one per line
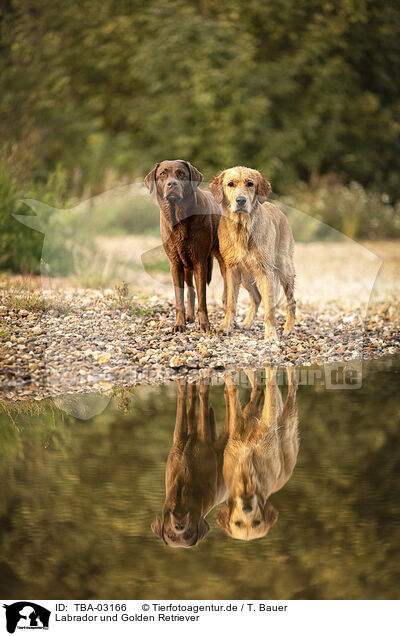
1,357,399,600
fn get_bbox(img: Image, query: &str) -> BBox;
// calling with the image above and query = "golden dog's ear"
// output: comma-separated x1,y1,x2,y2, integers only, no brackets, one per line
216,504,231,535
210,172,224,204
151,515,163,538
144,163,160,193
257,173,272,203
263,501,279,529
184,161,203,192
196,518,210,544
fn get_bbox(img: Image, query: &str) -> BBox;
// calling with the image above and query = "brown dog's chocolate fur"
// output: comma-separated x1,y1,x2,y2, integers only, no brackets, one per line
145,160,226,332
151,380,228,547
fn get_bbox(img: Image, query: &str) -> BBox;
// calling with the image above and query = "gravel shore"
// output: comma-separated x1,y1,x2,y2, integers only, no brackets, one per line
1,285,399,401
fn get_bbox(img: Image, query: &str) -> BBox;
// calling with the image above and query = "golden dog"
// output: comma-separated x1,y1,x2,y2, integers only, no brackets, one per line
152,379,228,548
210,166,296,341
217,368,299,541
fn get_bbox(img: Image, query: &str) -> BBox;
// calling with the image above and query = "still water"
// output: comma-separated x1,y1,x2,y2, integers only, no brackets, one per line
1,357,399,600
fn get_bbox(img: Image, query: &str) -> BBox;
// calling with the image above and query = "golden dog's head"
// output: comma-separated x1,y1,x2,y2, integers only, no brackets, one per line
210,166,271,215
216,497,278,541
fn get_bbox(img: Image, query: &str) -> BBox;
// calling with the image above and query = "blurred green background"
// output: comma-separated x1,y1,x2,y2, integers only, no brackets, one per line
1,0,400,273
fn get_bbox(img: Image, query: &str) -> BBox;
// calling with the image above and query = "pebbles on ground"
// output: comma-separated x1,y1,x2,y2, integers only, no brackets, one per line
0,287,399,401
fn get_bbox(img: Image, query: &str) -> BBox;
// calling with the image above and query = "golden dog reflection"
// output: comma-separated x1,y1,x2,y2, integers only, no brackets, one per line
151,379,228,547
152,369,298,547
217,368,299,540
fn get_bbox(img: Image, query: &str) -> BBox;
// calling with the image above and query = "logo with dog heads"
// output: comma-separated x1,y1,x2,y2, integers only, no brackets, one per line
3,602,50,633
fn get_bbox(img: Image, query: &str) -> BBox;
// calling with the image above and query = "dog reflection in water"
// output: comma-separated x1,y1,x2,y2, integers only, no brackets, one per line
151,379,228,547
217,368,299,540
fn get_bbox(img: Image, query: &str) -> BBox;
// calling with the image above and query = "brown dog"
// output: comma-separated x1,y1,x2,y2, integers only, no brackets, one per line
217,368,299,541
210,166,296,340
152,380,228,548
145,160,226,333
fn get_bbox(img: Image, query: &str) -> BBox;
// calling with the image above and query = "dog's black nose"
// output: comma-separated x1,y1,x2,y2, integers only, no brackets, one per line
242,502,253,513
174,523,185,530
236,196,247,207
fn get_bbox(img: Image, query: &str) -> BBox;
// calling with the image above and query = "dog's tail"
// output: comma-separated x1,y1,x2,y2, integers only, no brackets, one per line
207,255,213,285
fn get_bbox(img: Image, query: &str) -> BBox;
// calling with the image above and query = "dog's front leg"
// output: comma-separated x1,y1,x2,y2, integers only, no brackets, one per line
184,268,196,323
194,262,210,332
240,267,261,328
259,272,278,341
171,261,186,332
220,266,240,332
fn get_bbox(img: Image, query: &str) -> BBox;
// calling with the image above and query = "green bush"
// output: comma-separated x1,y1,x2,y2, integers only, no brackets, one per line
0,167,43,274
281,177,400,241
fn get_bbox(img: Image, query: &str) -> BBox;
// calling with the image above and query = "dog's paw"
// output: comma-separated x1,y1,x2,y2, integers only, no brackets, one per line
264,327,279,343
173,324,186,333
283,322,294,335
186,314,195,323
199,321,210,333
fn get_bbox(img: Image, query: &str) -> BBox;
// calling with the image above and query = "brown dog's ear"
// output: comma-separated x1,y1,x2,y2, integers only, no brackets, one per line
144,163,160,193
216,504,231,535
263,501,279,529
151,515,163,538
257,173,272,203
210,172,224,204
184,161,203,192
196,518,210,544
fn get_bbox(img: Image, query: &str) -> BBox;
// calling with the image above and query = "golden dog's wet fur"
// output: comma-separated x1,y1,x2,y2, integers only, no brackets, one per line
217,368,299,541
152,379,228,548
211,166,296,340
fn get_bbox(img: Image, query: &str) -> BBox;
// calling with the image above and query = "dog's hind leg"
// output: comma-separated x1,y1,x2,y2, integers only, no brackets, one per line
279,268,296,334
184,269,196,323
243,374,264,425
214,250,227,310
198,379,217,443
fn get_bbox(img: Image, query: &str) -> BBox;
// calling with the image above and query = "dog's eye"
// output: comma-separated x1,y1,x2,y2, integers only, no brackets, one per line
227,182,235,187
234,521,242,527
177,171,185,179
253,520,261,527
247,181,254,187
159,171,167,177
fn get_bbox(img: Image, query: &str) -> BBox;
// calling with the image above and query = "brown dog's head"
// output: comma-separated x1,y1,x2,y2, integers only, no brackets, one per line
151,512,210,548
210,166,271,215
144,160,203,202
216,498,278,541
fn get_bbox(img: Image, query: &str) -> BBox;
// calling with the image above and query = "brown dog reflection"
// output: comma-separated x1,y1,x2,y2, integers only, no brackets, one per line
217,368,299,540
152,379,228,548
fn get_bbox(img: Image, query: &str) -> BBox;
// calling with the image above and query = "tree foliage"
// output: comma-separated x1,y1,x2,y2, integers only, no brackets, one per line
1,0,399,197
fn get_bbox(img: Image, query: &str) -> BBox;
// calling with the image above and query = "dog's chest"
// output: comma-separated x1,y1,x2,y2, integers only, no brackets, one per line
163,222,194,265
220,221,257,268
